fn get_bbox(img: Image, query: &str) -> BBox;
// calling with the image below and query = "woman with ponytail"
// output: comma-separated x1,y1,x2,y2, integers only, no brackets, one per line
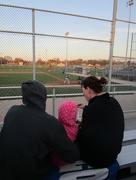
76,76,124,168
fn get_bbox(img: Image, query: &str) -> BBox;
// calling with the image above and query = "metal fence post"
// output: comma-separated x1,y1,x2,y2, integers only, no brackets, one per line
52,86,56,116
108,0,118,92
32,9,36,80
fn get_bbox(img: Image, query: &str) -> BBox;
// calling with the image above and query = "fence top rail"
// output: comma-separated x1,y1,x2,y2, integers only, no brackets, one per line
1,4,136,25
116,18,136,25
109,91,136,94
0,4,112,23
0,91,136,100
0,84,136,89
0,85,80,89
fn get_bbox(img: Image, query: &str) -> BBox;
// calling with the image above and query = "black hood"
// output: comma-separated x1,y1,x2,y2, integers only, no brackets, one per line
22,80,47,111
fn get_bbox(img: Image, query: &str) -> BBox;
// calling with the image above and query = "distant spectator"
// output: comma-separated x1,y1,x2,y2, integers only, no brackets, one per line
48,67,51,72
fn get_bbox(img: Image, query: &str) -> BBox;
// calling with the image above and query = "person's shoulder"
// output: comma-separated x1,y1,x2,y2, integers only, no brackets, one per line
8,105,21,111
44,112,57,120
41,112,63,129
109,95,119,103
110,96,122,108
44,113,62,125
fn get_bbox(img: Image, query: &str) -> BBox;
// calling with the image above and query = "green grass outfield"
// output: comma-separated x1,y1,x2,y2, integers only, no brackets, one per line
0,66,82,97
0,66,136,97
0,66,79,85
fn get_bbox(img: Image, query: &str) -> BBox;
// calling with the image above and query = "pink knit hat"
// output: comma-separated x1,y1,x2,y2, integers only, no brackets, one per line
51,101,78,166
58,101,78,141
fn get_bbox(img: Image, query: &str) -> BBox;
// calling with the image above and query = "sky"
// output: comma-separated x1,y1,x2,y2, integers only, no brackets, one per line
0,0,114,19
0,0,135,21
0,0,136,61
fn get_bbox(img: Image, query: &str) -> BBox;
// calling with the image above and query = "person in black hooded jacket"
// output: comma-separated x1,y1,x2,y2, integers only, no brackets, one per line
0,80,80,180
76,76,124,168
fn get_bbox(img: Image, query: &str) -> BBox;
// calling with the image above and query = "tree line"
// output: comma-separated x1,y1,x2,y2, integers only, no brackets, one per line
0,56,125,66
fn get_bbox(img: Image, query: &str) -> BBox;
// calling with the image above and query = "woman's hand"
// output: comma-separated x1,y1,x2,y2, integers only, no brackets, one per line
77,103,85,109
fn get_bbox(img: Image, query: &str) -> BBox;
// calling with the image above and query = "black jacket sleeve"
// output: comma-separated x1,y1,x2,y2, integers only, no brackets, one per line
51,124,80,163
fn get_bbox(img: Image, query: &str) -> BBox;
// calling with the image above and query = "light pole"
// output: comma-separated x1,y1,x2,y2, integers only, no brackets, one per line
45,49,48,61
125,0,134,67
130,32,134,62
0,53,2,66
65,32,69,71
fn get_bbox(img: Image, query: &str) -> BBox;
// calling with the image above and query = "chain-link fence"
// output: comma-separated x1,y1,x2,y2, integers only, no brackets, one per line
0,84,136,123
0,1,136,123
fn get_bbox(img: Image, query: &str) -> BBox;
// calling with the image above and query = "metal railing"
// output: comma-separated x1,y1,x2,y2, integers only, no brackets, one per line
0,84,136,122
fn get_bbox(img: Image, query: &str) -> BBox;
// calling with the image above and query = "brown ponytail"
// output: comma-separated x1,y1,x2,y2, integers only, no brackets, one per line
81,76,108,93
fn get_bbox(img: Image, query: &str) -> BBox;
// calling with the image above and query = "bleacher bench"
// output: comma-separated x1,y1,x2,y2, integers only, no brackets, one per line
0,124,136,179
117,130,136,179
122,129,136,145
45,130,136,180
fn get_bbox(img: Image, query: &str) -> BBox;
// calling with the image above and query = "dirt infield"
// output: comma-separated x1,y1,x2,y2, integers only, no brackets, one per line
42,72,80,85
45,80,79,85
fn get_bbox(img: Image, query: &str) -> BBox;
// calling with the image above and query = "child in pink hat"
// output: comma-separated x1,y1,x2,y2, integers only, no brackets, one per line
51,100,79,166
